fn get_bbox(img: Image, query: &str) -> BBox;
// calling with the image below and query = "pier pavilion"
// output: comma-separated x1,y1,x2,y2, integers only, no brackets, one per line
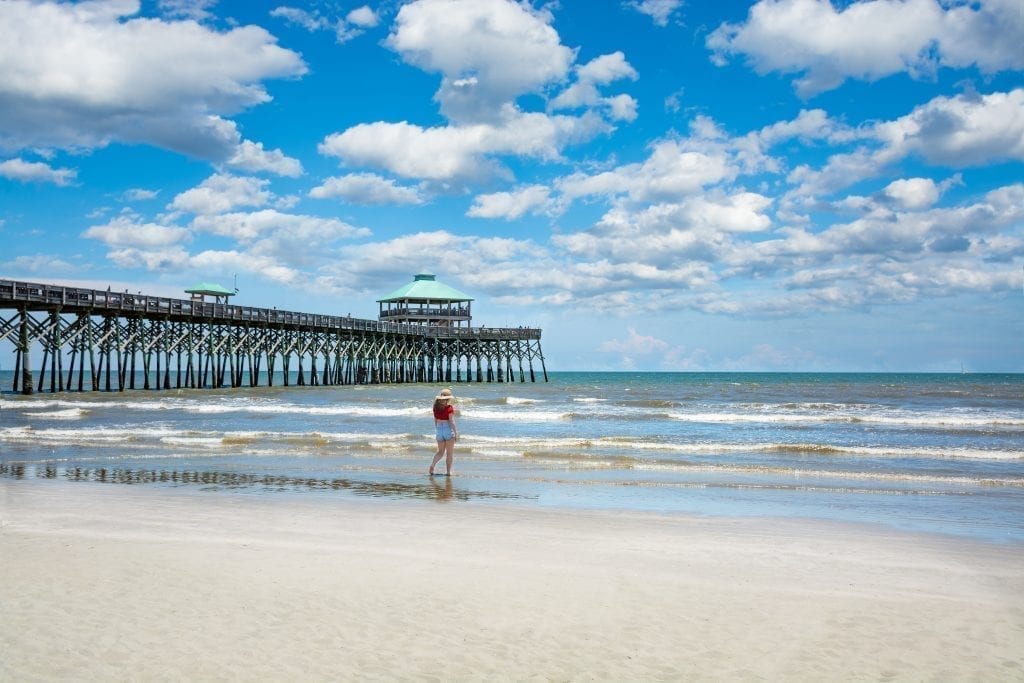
378,273,472,328
0,278,546,395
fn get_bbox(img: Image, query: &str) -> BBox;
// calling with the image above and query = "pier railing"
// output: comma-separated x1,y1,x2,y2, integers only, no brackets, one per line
0,280,540,340
0,279,546,393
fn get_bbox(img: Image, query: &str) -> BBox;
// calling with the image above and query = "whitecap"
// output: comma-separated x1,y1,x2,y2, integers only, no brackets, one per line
20,408,88,420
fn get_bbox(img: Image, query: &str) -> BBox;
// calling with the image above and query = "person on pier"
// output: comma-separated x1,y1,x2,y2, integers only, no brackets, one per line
429,388,459,476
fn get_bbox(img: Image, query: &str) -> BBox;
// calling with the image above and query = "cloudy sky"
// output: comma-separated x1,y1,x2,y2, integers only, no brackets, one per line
1,0,1022,372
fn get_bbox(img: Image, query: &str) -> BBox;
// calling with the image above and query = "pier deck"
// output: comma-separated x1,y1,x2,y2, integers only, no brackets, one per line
0,280,546,394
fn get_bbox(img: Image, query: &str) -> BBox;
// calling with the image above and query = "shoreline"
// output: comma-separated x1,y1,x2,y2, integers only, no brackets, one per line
2,480,1023,680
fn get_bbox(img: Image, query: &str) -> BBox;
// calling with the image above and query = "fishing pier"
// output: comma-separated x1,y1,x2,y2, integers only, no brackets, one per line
0,276,546,395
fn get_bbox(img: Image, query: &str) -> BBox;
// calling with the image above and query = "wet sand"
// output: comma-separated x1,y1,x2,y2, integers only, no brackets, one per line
1,481,1022,680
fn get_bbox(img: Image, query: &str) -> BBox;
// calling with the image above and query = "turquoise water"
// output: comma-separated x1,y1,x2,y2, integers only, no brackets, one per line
2,372,1022,542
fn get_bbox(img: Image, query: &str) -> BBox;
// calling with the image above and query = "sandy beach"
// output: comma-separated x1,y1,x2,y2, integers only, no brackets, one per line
1,481,1022,681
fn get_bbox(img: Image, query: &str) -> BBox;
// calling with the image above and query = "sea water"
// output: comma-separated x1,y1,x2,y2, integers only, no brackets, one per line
1,372,1022,542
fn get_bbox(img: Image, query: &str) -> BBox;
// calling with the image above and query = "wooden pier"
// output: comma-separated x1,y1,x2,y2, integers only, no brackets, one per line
0,280,546,394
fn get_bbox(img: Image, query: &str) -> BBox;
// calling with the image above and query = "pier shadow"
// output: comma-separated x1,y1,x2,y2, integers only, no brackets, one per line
0,462,531,504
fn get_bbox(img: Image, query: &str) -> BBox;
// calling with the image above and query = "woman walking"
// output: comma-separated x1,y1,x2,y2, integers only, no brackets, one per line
429,388,458,476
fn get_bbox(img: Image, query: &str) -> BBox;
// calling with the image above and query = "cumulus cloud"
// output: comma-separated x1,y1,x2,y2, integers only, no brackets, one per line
271,4,379,43
881,177,939,210
707,0,1024,97
317,230,545,295
189,248,300,285
756,108,844,147
728,183,1024,297
84,207,372,284
0,158,76,185
318,0,637,185
467,185,553,220
628,0,684,27
347,6,380,28
786,89,1024,200
878,89,1024,166
83,215,191,248
0,0,306,166
557,139,737,204
550,52,639,121
319,112,602,182
386,0,573,123
555,192,772,269
309,173,425,205
169,174,273,215
228,140,303,177
1,253,78,275
190,209,370,244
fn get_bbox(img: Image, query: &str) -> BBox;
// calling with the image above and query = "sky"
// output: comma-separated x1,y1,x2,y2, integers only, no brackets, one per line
1,0,1022,372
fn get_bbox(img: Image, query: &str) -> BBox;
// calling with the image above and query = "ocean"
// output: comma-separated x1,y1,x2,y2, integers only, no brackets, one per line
2,371,1022,543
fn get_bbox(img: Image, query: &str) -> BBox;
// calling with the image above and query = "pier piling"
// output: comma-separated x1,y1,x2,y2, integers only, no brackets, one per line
0,280,546,393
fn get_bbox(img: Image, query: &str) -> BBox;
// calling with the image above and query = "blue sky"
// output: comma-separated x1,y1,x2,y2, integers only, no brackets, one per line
1,0,1022,372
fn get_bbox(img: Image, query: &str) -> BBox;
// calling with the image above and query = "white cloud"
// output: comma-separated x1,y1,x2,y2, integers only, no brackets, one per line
270,6,329,31
578,51,639,86
628,0,683,27
319,111,600,182
707,0,1024,97
346,6,379,28
385,0,574,123
107,245,191,271
83,215,191,248
550,52,639,119
84,208,370,284
309,173,425,205
1,253,78,275
606,94,639,122
121,188,159,201
882,177,939,210
878,89,1024,166
467,185,553,220
272,4,380,44
228,140,303,177
0,0,306,163
557,139,736,203
935,0,1024,74
169,174,273,215
555,192,772,269
320,2,634,185
0,158,76,185
189,249,300,285
319,230,544,294
190,209,370,244
729,184,1024,299
786,89,1024,200
756,108,842,146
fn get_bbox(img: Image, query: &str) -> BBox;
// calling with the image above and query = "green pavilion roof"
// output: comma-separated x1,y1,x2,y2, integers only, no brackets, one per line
185,282,235,296
378,273,473,303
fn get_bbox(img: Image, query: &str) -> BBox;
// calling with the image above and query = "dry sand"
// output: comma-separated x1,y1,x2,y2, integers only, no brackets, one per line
1,480,1022,681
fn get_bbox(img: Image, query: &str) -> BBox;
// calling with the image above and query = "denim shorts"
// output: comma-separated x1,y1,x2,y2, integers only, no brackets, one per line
435,420,454,441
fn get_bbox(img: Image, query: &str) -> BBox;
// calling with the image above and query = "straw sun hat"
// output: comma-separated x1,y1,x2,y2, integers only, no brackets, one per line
435,388,455,401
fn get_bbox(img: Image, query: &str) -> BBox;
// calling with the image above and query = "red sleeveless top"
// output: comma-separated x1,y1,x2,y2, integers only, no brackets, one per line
433,404,454,420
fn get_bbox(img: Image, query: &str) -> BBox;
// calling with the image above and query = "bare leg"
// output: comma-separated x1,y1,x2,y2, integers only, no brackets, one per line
429,440,446,475
444,439,455,475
